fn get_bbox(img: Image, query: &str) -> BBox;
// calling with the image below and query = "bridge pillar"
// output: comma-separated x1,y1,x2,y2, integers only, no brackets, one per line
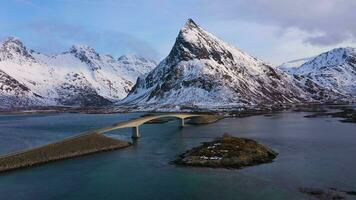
179,118,185,128
131,126,141,138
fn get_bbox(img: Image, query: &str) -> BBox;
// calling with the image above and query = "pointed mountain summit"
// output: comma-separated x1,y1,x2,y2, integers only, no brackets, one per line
0,37,34,61
123,19,310,109
68,44,102,70
167,18,235,64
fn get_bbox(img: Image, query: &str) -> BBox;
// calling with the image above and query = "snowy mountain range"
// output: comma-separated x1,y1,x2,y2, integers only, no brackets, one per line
279,47,356,99
0,37,156,108
1,19,355,110
122,19,312,110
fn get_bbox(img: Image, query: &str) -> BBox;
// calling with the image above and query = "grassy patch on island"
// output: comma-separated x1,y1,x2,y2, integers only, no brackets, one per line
0,133,131,173
172,134,278,169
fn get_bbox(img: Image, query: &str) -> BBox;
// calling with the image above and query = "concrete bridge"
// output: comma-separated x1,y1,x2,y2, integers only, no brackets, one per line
86,113,205,138
0,113,206,160
0,113,208,172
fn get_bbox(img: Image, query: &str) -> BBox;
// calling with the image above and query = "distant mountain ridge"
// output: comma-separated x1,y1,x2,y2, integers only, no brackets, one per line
123,19,312,110
0,37,156,108
279,47,356,100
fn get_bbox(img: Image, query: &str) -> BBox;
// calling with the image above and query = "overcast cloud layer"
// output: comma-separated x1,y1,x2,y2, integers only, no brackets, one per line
0,0,355,64
203,0,356,46
26,21,160,60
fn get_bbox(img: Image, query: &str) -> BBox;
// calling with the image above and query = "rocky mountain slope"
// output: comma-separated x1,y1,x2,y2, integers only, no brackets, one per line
0,37,156,108
279,48,356,100
122,19,311,110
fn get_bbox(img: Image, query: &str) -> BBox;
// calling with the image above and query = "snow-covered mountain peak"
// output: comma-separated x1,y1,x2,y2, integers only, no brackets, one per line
299,47,356,72
69,44,100,59
280,47,356,98
70,44,96,53
183,18,199,31
3,37,23,47
68,44,101,70
167,18,240,66
123,19,310,109
0,37,34,61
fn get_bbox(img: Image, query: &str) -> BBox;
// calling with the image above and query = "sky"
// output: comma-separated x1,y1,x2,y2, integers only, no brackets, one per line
0,0,355,65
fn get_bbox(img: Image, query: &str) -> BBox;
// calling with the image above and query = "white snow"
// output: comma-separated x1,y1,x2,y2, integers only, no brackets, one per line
0,37,156,107
280,47,356,97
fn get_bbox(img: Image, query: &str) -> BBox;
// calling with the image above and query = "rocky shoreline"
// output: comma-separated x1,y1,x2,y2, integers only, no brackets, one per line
172,134,278,169
1,103,353,115
299,187,356,200
305,107,356,123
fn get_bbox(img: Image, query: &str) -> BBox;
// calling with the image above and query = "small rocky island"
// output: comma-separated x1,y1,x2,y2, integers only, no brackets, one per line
172,134,278,169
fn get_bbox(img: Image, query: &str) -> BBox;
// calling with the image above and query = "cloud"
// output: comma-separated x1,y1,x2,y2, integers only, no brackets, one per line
202,0,356,46
25,20,160,60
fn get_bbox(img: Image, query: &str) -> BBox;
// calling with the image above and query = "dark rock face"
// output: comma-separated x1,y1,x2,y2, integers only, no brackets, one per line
0,69,43,107
69,45,101,71
0,37,35,62
56,73,112,106
295,77,345,101
56,84,112,106
172,134,278,169
166,19,234,65
0,69,30,92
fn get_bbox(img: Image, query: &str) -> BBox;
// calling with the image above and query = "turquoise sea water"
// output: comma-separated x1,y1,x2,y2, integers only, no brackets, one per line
0,111,355,200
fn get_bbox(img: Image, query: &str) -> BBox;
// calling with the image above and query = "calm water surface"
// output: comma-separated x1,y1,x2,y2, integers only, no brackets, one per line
0,111,355,200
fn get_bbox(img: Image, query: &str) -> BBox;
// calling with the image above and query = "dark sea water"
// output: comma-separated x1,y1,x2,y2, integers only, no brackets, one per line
0,111,355,200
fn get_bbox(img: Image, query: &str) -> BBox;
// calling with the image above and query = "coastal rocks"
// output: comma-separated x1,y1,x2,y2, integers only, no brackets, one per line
172,134,278,169
305,107,356,123
299,187,356,200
